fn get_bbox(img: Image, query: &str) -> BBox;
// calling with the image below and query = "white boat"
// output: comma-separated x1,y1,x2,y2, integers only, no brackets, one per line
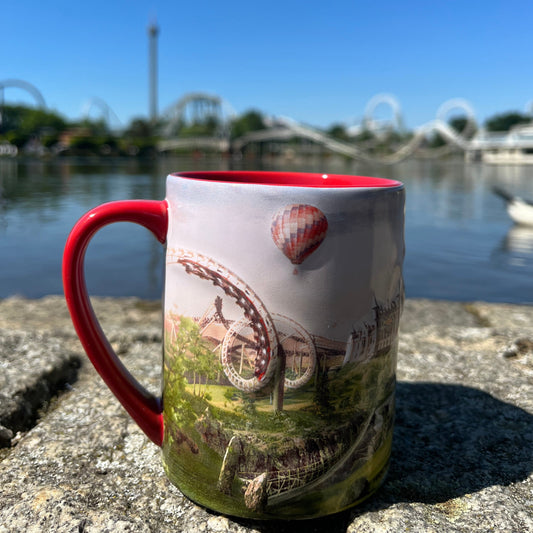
493,187,533,226
467,125,533,164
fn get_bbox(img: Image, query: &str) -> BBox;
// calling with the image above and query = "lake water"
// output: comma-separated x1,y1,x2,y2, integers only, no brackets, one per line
1,156,533,304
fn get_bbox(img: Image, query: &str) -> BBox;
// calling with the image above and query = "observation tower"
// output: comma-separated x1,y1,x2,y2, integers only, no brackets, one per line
148,21,159,122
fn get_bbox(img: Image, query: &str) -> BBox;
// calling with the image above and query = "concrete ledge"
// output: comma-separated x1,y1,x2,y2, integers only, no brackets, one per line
0,330,80,446
0,296,532,532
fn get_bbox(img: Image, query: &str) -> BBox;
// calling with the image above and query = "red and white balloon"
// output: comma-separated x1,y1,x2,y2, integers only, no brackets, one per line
271,204,328,266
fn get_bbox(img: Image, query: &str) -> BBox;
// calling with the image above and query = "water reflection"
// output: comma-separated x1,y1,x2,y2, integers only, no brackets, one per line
494,225,533,267
1,156,533,302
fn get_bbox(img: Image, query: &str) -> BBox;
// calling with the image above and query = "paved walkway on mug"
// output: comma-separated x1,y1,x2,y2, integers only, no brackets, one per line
0,296,532,532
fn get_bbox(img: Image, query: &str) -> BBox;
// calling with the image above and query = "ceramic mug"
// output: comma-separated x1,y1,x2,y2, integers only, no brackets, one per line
63,171,405,520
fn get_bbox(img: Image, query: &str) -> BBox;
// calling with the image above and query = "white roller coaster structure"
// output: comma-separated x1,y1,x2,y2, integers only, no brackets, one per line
0,79,46,109
0,79,46,130
81,97,123,130
363,93,404,133
161,92,236,138
233,95,478,164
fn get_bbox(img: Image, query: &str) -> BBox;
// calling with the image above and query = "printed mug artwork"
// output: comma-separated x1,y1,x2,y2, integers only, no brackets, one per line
271,204,328,266
162,205,402,519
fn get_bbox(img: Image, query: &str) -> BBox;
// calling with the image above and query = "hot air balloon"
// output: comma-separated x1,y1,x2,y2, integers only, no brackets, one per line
271,204,328,265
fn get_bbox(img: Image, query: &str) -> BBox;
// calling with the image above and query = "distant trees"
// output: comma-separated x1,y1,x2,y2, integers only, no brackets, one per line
0,105,67,147
122,117,158,156
449,116,475,136
426,111,533,147
178,115,220,137
3,103,533,157
230,110,265,139
124,117,156,138
0,105,160,156
327,123,352,142
485,112,531,132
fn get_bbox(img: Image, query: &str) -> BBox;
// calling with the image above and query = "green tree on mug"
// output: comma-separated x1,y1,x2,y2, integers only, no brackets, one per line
165,316,221,424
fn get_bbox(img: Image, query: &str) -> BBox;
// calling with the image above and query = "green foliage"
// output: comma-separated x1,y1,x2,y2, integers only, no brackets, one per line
165,315,223,415
164,341,195,428
327,123,351,142
427,132,446,148
0,104,160,156
72,117,109,136
485,111,531,132
0,105,67,147
354,129,375,143
68,136,99,151
5,101,533,159
0,105,67,136
234,391,257,417
230,110,265,139
323,355,395,419
449,116,469,134
119,138,158,157
427,115,476,148
313,370,331,417
224,388,237,402
169,115,221,138
41,133,60,148
2,130,28,148
124,117,155,138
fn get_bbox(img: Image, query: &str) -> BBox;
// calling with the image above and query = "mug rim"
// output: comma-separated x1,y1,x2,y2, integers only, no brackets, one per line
169,171,403,189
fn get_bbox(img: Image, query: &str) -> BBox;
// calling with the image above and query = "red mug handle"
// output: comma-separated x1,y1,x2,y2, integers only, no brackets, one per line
62,200,168,446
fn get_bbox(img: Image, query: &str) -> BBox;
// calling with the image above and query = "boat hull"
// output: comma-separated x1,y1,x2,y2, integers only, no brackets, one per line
508,200,533,226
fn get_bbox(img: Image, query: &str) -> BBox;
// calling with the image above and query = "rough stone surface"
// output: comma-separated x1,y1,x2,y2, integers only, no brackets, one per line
0,329,81,445
0,296,532,532
244,473,269,514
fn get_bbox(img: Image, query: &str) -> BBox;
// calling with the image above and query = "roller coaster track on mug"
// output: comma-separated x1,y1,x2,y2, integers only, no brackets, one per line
166,248,316,392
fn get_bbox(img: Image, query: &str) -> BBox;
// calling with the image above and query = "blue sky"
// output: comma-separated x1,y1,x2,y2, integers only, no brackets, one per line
2,1,532,130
